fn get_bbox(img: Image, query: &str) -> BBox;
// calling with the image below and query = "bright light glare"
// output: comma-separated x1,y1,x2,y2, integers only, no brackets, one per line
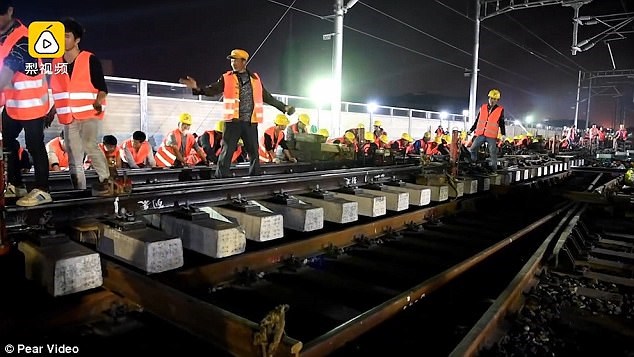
525,115,534,123
462,109,469,117
309,79,333,106
440,111,449,120
367,102,379,113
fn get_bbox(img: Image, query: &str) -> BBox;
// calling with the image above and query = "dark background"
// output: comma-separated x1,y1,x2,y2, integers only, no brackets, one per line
22,0,634,127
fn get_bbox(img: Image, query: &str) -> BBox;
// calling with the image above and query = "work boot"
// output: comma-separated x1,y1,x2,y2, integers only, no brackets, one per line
92,179,114,197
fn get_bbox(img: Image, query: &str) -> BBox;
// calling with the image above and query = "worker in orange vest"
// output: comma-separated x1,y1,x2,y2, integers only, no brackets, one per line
179,49,295,178
198,121,225,165
86,135,121,169
46,131,69,171
259,114,297,163
286,113,310,149
390,133,414,153
468,89,506,170
0,2,52,206
155,113,206,168
373,120,387,139
119,131,155,169
49,18,113,197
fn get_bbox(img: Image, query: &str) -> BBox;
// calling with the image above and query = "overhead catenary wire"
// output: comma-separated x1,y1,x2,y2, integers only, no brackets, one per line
358,1,536,83
433,0,587,74
266,0,540,97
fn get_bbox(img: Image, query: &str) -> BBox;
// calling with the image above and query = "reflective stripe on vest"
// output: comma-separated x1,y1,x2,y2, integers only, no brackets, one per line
474,103,503,139
50,51,106,124
258,126,284,162
154,129,195,167
119,139,151,165
0,22,49,120
222,71,264,123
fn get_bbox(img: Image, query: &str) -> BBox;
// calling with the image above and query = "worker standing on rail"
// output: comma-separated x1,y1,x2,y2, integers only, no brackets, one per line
119,131,156,169
49,18,113,196
259,114,297,164
0,1,52,206
179,49,295,178
468,89,506,171
154,113,206,168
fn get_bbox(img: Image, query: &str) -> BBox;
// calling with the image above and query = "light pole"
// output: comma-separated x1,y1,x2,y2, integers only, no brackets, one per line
367,101,378,130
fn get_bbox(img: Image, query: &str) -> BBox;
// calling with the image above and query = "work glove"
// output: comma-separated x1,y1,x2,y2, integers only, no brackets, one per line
285,105,296,116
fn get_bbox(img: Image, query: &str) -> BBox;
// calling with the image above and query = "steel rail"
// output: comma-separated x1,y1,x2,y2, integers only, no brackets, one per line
449,202,578,357
300,201,571,357
5,164,421,226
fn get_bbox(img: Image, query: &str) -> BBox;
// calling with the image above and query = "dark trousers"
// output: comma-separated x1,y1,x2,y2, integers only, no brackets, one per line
216,120,260,178
2,109,49,191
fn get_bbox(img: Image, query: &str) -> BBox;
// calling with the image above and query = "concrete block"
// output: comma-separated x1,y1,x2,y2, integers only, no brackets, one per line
19,240,102,297
385,182,431,206
296,194,358,224
459,178,478,194
362,187,409,211
448,180,464,198
420,184,449,202
214,204,284,242
333,190,386,217
491,174,503,186
156,210,246,258
476,176,490,192
99,224,183,273
257,198,324,232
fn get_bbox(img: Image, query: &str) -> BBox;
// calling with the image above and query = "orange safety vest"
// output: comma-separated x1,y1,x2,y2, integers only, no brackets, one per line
50,51,106,124
474,103,503,139
259,126,284,162
0,21,49,120
232,145,244,163
154,129,196,167
99,143,119,164
17,146,25,161
203,130,223,157
222,71,263,123
119,138,152,166
47,137,69,169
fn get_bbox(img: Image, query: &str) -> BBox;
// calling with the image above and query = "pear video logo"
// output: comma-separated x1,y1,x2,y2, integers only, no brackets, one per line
28,21,65,58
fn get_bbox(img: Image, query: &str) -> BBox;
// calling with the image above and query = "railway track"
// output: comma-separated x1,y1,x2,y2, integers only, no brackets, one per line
3,167,618,356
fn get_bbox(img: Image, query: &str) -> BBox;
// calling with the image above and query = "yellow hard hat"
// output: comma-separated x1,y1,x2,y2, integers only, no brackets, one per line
526,132,534,137
179,113,192,125
227,49,249,60
318,128,330,137
379,134,389,144
344,132,356,142
460,131,467,140
402,133,413,142
237,138,244,145
364,132,375,141
215,121,225,133
423,132,431,140
357,123,365,129
442,134,451,144
274,114,290,126
373,120,382,127
532,138,538,143
298,114,310,126
505,137,513,143
514,135,521,141
488,89,501,100
435,136,442,144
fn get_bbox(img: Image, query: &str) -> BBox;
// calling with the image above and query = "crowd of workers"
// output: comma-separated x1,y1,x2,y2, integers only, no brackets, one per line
1,2,630,208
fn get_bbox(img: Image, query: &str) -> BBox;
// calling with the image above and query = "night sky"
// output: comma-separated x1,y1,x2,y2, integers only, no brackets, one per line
23,0,634,127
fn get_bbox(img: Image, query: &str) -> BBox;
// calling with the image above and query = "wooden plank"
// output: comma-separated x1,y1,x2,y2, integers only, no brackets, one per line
583,271,634,287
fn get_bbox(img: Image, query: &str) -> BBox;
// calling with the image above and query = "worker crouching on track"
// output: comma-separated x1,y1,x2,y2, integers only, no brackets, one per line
390,133,414,155
197,121,225,165
46,131,69,172
155,113,206,168
259,114,297,164
286,113,310,149
119,130,155,169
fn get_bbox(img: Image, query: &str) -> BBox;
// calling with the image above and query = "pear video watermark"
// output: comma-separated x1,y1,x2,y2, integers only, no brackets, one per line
4,344,79,354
